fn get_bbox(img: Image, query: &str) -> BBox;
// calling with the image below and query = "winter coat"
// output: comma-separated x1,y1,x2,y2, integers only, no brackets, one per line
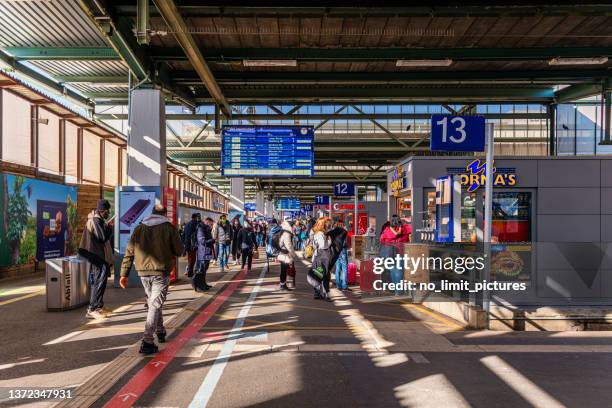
78,211,114,266
196,223,214,261
183,219,200,251
215,221,232,244
380,224,411,246
231,224,242,253
237,227,257,252
120,214,184,277
277,221,297,264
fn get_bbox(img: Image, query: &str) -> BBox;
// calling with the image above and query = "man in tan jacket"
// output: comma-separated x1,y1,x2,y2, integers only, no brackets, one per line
120,204,184,354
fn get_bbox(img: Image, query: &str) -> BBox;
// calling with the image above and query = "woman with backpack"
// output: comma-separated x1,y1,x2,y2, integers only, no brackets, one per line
237,219,258,272
270,219,297,291
308,217,333,301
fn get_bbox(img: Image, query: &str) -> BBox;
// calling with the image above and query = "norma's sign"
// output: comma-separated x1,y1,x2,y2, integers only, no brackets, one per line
447,159,517,192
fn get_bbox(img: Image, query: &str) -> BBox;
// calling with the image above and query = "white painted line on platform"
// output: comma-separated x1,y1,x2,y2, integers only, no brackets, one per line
481,355,565,408
188,267,267,408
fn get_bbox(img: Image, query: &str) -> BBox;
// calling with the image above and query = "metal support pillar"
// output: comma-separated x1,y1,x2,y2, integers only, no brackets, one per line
548,104,556,156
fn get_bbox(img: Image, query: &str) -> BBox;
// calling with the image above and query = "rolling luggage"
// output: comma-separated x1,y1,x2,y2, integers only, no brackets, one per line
359,259,375,292
347,262,358,285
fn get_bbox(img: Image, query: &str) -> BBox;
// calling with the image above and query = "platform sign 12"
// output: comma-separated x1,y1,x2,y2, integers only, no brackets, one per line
430,115,486,152
333,182,355,197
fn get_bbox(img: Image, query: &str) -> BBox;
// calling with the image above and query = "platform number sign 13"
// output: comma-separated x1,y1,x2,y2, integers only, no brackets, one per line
333,182,355,197
430,115,486,152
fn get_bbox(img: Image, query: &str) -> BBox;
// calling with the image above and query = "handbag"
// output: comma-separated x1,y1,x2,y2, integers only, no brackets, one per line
287,262,296,277
252,249,260,259
304,244,315,258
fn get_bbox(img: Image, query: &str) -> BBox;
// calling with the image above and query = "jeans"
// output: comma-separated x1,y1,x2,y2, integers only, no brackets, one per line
335,248,348,290
218,243,230,268
241,248,253,271
280,262,288,285
256,233,264,247
88,263,110,312
141,275,169,343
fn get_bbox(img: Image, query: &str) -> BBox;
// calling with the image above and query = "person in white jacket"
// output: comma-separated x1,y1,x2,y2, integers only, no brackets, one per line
309,217,333,300
277,220,297,290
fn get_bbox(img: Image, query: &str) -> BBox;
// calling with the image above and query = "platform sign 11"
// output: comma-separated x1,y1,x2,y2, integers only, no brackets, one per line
430,115,486,152
315,195,329,205
333,182,355,197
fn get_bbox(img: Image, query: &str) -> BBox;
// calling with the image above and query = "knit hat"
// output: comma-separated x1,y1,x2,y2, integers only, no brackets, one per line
97,199,111,212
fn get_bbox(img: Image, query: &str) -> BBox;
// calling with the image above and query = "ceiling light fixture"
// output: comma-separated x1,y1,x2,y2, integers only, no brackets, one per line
549,57,608,66
396,59,453,67
243,59,297,67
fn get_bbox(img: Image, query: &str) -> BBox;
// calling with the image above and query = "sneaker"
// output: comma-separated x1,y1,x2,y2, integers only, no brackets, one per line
314,292,323,300
345,287,353,292
156,332,166,343
139,341,159,355
86,309,108,320
280,284,293,291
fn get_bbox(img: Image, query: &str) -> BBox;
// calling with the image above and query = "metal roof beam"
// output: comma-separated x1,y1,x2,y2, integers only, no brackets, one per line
3,47,119,61
152,0,231,116
153,47,612,62
55,75,129,83
555,82,607,104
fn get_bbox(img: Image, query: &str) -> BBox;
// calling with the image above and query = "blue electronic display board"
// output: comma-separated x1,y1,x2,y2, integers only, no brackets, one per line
275,198,301,211
222,125,314,177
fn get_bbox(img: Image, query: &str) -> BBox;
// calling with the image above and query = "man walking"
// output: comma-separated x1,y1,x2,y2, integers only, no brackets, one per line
119,204,184,354
78,199,114,320
182,213,201,277
214,214,232,272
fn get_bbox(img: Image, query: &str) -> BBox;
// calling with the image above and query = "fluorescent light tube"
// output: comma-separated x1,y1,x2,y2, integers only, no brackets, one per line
396,59,453,67
243,59,297,67
549,57,608,65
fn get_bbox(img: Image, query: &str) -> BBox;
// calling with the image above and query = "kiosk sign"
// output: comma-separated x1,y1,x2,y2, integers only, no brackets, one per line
430,115,486,152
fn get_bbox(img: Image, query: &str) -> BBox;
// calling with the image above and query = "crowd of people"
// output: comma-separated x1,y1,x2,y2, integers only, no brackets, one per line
78,198,412,355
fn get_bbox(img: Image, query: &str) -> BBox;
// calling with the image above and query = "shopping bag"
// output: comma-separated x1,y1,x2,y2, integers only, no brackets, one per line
304,244,315,258
287,262,296,277
252,249,260,259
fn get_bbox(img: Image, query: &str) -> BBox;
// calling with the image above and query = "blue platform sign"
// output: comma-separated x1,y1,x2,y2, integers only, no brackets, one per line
302,204,313,211
245,203,257,211
314,195,329,205
275,198,301,211
430,115,485,152
333,182,355,197
221,125,314,177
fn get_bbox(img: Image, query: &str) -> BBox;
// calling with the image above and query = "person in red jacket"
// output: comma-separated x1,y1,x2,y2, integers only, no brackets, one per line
379,215,410,295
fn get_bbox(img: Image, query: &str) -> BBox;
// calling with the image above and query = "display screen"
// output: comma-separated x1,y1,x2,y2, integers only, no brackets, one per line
275,198,301,211
491,192,531,242
221,125,314,177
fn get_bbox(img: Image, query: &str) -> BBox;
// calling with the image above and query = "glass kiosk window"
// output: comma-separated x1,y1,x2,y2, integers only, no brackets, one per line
397,194,412,224
461,192,477,242
491,192,532,243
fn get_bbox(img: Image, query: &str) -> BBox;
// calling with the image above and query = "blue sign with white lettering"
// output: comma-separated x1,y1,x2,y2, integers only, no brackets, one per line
245,203,257,211
275,198,301,211
221,125,314,177
430,115,485,152
333,182,355,197
315,195,329,205
302,204,313,211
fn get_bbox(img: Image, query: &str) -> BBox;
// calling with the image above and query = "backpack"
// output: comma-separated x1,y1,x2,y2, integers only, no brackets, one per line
189,222,199,249
266,226,282,257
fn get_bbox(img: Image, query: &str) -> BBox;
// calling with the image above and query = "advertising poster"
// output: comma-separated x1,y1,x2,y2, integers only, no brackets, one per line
36,200,68,261
0,173,78,267
163,187,178,283
118,190,155,253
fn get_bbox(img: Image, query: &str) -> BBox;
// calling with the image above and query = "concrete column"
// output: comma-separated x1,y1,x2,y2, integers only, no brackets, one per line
127,89,166,187
255,190,264,217
229,177,245,217
264,199,273,217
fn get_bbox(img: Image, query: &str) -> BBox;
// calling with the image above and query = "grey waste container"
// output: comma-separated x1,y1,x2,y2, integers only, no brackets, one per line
45,256,90,311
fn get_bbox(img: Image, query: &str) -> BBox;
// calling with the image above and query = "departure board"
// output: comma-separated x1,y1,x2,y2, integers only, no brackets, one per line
275,198,301,211
221,125,314,177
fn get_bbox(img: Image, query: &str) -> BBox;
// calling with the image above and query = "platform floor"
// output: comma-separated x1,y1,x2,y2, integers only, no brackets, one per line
2,253,612,408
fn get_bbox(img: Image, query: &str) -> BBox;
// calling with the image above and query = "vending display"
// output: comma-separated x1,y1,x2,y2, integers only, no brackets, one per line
435,176,461,243
491,192,532,242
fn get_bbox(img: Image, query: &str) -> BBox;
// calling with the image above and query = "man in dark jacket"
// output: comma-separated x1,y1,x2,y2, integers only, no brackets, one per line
78,199,114,320
193,217,215,292
120,204,184,354
182,213,201,277
214,214,232,272
237,219,258,272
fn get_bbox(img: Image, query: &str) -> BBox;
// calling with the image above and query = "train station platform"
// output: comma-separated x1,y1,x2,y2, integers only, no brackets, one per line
1,252,612,408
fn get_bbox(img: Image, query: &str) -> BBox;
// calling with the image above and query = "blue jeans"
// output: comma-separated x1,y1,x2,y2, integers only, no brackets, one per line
335,248,348,290
256,233,264,247
218,243,230,268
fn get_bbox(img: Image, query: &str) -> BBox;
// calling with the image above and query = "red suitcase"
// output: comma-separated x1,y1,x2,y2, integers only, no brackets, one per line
347,262,358,285
359,260,375,292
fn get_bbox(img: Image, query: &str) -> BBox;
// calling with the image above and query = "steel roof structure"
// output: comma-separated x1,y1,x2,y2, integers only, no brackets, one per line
1,1,611,199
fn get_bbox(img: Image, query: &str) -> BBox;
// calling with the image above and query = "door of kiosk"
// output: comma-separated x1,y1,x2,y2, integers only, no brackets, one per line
435,175,462,243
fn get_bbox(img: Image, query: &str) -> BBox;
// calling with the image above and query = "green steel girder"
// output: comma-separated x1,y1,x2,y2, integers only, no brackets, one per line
555,82,606,103
151,47,612,62
172,70,611,85
113,4,612,17
0,50,93,107
3,47,119,61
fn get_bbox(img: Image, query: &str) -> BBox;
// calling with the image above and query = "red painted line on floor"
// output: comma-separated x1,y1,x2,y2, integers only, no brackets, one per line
104,268,249,408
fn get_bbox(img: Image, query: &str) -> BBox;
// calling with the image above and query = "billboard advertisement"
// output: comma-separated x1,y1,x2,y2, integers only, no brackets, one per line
0,174,78,267
118,190,156,253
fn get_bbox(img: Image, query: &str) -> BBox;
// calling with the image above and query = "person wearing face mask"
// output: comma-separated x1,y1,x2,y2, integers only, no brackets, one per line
78,199,115,320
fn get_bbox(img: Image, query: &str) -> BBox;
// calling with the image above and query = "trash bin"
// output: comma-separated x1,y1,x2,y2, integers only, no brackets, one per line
45,256,90,311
